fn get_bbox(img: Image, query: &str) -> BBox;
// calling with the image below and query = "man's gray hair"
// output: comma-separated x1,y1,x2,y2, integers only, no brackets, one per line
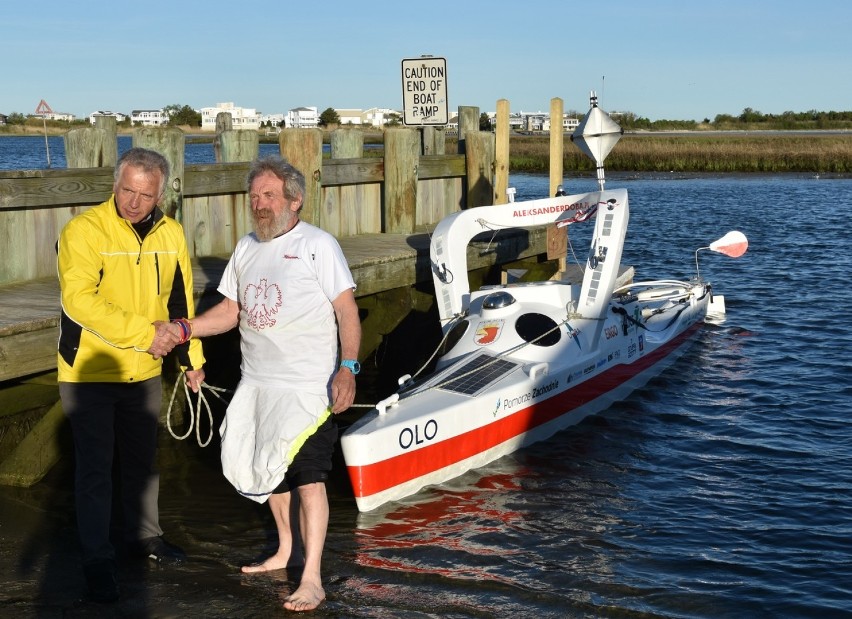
115,148,170,197
247,156,306,208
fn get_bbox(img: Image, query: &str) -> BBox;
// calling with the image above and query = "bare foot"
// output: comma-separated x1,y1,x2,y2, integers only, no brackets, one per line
283,581,325,612
241,552,290,574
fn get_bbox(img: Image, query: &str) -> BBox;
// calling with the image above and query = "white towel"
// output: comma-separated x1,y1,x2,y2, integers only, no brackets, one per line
219,383,330,503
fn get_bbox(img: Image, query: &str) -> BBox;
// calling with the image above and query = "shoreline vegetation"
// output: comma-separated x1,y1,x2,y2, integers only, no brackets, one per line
2,122,850,175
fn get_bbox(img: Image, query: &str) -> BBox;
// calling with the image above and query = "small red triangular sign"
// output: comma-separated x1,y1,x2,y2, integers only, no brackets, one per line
35,99,53,115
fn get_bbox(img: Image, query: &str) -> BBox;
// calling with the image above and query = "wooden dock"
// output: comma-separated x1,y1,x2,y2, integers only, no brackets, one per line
0,228,549,383
0,98,574,486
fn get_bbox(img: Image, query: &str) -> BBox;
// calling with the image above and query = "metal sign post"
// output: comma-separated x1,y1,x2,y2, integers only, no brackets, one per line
401,56,448,126
35,99,53,168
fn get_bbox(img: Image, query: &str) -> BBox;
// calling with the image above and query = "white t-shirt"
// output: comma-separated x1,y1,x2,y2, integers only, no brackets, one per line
218,221,356,394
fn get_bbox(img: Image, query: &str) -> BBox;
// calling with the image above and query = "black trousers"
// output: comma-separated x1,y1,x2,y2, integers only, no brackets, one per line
60,378,163,565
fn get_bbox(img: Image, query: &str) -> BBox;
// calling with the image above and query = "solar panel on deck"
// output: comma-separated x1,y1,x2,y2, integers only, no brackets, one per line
436,353,519,396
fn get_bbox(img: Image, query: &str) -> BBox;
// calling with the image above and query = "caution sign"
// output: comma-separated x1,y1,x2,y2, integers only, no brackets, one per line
401,57,448,126
35,99,53,116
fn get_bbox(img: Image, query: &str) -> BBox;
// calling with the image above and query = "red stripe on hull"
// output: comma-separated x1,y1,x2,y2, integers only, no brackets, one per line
347,321,703,498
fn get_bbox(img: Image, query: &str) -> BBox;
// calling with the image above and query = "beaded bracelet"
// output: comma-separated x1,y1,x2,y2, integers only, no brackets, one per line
171,317,192,344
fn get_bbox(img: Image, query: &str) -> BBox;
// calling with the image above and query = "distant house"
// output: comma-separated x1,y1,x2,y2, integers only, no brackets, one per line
287,107,319,129
563,116,580,132
0,113,7,126
38,111,76,122
332,107,401,127
363,107,400,127
200,102,261,131
523,112,547,132
131,109,168,126
260,113,285,127
335,108,363,125
542,115,580,133
507,113,524,131
89,111,127,124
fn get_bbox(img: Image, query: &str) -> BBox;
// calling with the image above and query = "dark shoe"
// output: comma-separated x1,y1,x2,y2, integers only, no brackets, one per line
84,560,119,602
133,536,186,564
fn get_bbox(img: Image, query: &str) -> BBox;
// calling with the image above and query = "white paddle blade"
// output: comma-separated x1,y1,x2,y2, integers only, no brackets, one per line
709,230,748,258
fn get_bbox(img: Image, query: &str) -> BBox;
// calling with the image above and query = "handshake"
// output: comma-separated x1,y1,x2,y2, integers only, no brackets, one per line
147,318,192,360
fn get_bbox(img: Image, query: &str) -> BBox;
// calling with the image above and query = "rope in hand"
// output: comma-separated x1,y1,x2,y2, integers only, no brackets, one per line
166,370,233,447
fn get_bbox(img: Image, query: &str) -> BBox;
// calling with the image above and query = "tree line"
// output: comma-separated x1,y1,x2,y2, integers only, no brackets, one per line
615,108,852,131
1,104,202,128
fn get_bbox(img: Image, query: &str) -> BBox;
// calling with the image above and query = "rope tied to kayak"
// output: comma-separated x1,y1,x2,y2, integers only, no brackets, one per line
372,312,574,414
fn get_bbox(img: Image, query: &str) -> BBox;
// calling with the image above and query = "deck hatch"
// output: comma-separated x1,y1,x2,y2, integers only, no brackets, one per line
436,353,519,397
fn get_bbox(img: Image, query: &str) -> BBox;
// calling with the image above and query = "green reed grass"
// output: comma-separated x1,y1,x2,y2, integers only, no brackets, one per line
506,134,852,174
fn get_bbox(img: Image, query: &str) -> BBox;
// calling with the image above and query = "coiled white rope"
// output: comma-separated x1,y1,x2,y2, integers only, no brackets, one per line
166,371,233,447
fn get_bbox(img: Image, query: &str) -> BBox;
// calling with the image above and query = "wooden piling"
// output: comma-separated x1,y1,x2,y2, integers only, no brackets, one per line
212,111,234,162
418,127,452,227
549,97,565,196
133,127,185,220
383,128,419,233
218,130,258,164
186,129,258,256
94,115,119,164
279,128,323,226
60,124,118,270
457,106,480,147
494,99,510,205
464,131,495,208
65,128,115,168
547,97,567,263
328,129,377,237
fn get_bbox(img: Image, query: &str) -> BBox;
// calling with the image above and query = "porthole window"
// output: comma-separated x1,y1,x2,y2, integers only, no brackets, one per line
438,319,469,356
515,313,561,347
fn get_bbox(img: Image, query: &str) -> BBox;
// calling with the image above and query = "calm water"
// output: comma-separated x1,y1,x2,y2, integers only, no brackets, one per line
1,152,851,617
0,135,282,169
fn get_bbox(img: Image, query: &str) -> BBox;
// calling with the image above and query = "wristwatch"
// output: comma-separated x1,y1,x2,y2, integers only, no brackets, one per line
340,359,361,375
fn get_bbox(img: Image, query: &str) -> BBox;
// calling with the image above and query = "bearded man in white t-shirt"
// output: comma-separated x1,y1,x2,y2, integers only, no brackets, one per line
190,156,361,612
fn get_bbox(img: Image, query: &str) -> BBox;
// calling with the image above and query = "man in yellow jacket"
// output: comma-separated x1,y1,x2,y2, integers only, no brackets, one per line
57,147,205,602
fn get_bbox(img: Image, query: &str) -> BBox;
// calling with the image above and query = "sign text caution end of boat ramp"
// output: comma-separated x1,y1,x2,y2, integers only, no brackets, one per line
401,57,448,126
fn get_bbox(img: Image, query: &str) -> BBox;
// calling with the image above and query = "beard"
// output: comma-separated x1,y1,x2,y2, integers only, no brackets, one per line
252,208,292,242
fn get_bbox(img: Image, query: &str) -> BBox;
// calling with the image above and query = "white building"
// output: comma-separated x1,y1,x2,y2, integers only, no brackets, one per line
200,102,262,131
260,113,285,127
363,107,400,127
38,111,76,122
507,113,524,131
287,107,319,129
542,115,580,132
332,107,401,127
335,108,363,125
131,109,168,126
89,111,127,124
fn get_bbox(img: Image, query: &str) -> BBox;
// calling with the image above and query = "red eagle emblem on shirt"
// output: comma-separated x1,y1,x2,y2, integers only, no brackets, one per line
243,278,282,329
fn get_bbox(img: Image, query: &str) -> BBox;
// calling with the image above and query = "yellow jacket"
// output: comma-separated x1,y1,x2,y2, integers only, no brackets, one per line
57,196,205,383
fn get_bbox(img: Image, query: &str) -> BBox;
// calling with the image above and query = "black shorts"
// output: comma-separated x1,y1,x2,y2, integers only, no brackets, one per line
272,415,337,494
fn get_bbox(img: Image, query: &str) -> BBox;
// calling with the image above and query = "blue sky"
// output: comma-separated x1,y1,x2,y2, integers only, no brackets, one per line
3,0,850,122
